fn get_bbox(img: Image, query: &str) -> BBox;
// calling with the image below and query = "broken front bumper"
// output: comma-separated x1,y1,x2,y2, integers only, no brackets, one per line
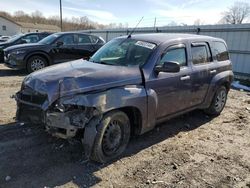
15,91,47,124
15,89,100,139
15,79,108,159
46,110,89,139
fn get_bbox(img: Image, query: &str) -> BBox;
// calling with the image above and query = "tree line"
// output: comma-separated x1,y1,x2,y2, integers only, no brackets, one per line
0,10,107,31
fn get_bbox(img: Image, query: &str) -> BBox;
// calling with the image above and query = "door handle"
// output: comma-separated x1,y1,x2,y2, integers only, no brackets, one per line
210,70,217,74
180,75,190,81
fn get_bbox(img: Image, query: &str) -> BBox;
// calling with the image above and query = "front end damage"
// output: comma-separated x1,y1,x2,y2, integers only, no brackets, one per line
15,60,145,160
15,86,103,158
46,105,100,139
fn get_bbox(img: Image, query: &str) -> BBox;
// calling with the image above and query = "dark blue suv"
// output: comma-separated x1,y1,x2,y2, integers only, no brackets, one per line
15,33,233,163
4,32,105,73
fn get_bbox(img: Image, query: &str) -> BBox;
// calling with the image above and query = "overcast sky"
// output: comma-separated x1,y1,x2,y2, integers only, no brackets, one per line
0,0,243,26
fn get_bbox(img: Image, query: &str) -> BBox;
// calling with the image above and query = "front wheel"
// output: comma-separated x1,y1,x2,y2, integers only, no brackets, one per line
204,86,228,115
91,110,131,163
27,55,48,73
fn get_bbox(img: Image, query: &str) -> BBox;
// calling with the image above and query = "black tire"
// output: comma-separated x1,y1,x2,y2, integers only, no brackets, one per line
204,86,228,116
27,55,48,73
91,110,131,163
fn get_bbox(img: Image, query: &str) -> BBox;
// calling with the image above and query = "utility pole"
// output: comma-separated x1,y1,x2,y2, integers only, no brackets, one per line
60,0,63,31
154,17,157,28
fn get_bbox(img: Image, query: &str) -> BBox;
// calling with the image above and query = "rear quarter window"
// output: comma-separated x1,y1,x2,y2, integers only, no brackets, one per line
212,41,229,61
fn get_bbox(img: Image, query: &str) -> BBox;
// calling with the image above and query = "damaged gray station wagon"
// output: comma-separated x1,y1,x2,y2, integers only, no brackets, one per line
15,33,233,163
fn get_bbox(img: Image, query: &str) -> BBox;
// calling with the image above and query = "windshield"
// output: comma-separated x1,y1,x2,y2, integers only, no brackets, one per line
7,34,24,43
90,38,156,66
39,34,59,45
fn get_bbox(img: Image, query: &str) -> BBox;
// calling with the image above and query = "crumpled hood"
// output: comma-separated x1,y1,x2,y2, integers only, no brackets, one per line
23,59,142,107
5,43,46,51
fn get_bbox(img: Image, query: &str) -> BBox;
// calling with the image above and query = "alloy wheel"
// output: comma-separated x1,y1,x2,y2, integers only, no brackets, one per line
214,89,226,112
30,58,46,71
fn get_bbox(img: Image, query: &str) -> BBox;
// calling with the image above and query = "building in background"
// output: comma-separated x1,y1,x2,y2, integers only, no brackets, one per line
0,15,21,36
0,15,60,36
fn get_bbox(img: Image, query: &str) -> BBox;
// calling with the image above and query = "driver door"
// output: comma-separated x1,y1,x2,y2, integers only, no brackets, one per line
147,44,193,118
51,34,77,64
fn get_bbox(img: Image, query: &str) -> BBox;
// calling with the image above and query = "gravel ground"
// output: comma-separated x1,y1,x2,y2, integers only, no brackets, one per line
0,64,249,188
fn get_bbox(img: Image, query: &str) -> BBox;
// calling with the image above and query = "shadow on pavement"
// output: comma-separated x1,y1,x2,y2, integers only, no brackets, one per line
0,66,27,77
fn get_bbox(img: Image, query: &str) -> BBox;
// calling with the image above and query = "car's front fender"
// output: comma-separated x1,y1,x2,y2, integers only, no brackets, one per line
60,85,150,133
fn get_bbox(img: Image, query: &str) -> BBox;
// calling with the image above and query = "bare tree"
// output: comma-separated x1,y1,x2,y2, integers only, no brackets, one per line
194,19,205,26
14,11,26,17
222,1,250,24
31,10,44,23
31,10,43,18
168,21,178,26
0,11,12,20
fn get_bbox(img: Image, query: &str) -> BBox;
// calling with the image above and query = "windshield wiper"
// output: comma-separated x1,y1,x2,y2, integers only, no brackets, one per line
90,60,115,66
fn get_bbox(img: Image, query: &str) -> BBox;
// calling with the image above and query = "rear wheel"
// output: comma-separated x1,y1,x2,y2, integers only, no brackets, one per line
27,55,48,73
204,86,228,115
91,110,131,163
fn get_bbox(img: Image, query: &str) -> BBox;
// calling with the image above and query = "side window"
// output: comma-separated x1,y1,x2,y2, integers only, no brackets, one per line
191,43,212,65
78,34,91,44
58,34,75,45
22,34,40,43
160,47,187,67
213,41,229,61
2,25,6,31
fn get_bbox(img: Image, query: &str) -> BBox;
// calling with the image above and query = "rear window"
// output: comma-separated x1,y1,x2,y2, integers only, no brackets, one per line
213,41,229,61
191,43,212,65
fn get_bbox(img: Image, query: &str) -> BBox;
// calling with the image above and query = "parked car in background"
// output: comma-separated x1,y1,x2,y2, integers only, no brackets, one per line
0,32,51,63
4,32,105,73
0,36,11,42
15,33,233,163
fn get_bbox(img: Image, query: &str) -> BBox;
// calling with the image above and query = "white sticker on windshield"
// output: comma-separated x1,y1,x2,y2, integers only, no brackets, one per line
135,41,156,49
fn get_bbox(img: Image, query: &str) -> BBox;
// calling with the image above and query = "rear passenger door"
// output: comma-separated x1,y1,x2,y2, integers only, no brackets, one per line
76,34,96,60
189,42,216,106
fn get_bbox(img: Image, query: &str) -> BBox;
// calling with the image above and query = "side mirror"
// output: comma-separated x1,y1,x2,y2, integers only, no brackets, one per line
155,61,180,73
56,41,64,47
